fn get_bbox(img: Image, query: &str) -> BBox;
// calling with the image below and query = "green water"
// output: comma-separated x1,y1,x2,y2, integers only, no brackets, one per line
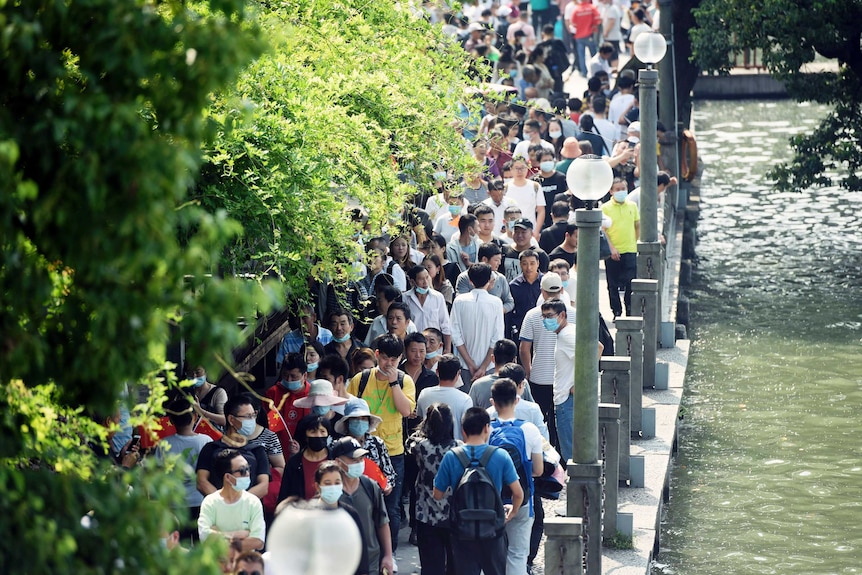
653,100,862,575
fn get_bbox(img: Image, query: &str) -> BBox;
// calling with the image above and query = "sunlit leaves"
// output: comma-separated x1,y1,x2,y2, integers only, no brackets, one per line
691,0,862,190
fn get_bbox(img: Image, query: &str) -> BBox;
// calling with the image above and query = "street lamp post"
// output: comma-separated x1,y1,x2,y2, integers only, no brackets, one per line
565,155,613,575
633,32,667,375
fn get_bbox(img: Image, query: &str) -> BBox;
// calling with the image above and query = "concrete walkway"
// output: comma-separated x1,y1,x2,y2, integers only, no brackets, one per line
394,62,693,574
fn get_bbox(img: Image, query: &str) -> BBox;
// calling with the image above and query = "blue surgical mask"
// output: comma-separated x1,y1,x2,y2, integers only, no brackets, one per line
613,190,628,203
193,376,206,388
509,69,518,78
415,286,430,295
320,484,344,504
540,161,555,173
425,349,441,359
312,405,331,416
448,204,461,216
306,362,319,373
507,220,516,231
562,279,570,288
232,476,251,492
543,317,560,332
281,379,304,391
238,419,256,437
346,460,365,479
332,333,351,343
349,419,370,437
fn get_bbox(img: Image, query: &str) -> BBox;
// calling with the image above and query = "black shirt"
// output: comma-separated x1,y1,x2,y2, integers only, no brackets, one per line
537,172,568,229
501,245,550,283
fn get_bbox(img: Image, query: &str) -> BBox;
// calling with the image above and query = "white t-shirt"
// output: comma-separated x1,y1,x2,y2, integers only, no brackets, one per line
608,93,635,141
553,323,577,405
602,3,623,41
416,386,474,441
505,180,546,228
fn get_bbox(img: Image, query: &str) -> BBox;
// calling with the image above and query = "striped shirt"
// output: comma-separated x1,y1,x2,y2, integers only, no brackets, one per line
519,304,577,386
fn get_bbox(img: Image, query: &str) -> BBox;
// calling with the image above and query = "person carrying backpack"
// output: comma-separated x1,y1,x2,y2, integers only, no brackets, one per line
488,378,545,575
433,407,523,575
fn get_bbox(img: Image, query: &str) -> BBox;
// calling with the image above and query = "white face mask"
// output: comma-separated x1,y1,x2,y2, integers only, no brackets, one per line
346,460,365,478
540,161,555,173
549,130,562,139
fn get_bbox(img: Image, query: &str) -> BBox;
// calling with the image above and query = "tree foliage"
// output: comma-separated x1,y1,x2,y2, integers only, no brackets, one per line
2,0,274,572
690,0,862,190
199,0,473,298
0,0,476,571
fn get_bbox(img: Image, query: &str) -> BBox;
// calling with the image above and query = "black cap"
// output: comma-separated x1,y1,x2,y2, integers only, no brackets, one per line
512,217,534,230
329,437,369,459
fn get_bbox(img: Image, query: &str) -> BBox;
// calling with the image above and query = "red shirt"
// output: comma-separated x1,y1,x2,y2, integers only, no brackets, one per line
571,2,601,39
302,455,324,500
265,380,310,448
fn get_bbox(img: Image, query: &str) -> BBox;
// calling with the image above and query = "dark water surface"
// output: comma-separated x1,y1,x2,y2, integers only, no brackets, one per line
653,100,862,575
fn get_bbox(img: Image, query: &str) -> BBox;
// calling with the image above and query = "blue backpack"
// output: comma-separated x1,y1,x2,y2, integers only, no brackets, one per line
489,419,533,514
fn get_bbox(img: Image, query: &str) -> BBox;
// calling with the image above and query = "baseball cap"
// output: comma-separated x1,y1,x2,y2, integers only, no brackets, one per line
512,217,533,230
540,272,563,293
329,437,369,460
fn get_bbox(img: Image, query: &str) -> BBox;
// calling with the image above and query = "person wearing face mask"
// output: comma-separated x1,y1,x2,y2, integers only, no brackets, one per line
404,266,452,351
198,449,266,551
425,173,470,224
335,398,395,499
312,461,371,575
301,340,325,381
601,177,640,320
480,179,518,239
266,353,311,454
444,213,481,278
422,327,445,372
537,150,570,230
191,365,229,429
278,414,333,502
433,186,469,244
293,379,349,421
331,437,394,575
195,396,271,502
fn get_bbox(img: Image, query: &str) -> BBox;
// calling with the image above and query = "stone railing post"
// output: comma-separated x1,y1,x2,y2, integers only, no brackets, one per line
615,316,644,436
600,358,630,482
631,279,659,388
599,403,621,540
567,462,603,575
544,517,584,575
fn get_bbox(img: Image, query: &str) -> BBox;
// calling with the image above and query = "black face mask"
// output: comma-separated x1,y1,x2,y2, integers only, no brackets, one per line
306,436,329,452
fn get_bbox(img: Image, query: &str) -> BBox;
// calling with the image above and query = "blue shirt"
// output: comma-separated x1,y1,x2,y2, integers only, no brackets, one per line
434,444,519,494
276,325,333,366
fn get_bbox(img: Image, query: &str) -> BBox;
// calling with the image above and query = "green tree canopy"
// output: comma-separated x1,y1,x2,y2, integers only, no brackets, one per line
691,0,862,191
199,0,474,298
0,0,476,571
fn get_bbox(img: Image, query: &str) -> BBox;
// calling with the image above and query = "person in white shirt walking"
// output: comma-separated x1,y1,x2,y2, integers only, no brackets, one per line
450,263,505,392
404,265,452,353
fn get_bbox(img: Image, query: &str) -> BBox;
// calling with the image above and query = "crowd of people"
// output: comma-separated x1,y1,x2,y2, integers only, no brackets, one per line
98,2,682,574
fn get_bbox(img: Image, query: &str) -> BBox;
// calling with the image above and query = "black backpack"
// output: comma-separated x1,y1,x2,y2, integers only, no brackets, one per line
449,445,507,541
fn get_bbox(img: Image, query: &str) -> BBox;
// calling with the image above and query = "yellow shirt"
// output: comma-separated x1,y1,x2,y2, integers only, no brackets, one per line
347,369,416,456
602,199,640,254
